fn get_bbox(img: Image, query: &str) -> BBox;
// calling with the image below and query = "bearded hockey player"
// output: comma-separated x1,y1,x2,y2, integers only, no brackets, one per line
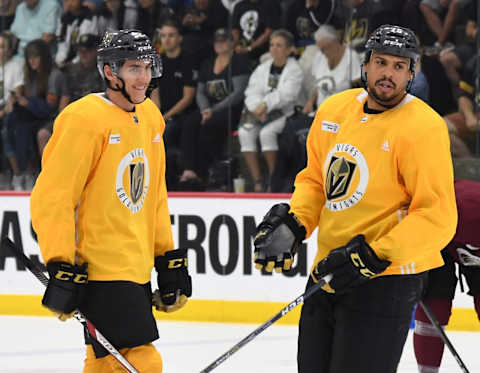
252,24,457,373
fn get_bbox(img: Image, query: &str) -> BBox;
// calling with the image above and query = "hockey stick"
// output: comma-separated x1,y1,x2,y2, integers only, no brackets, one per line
199,273,333,373
1,237,139,373
418,300,470,373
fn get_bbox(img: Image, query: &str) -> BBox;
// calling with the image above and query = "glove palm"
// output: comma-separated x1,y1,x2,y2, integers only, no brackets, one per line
254,203,306,273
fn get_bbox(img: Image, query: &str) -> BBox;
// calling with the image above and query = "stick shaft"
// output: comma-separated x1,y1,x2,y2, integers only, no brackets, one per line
419,300,470,373
199,274,332,373
1,237,139,373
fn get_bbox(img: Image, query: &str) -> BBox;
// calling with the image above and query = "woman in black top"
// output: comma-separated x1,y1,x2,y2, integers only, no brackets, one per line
177,28,250,189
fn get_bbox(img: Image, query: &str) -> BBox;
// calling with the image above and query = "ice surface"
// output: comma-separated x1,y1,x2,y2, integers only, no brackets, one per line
0,316,478,372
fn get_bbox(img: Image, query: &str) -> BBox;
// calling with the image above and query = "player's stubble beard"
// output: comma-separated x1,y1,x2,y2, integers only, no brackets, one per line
368,77,406,109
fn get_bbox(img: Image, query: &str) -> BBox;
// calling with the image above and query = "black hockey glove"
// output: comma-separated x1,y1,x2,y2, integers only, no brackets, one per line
312,235,390,294
253,203,306,273
42,261,88,321
154,249,192,313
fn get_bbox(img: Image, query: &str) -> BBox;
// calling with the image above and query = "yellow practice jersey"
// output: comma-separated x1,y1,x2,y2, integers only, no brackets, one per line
30,93,174,283
290,88,458,276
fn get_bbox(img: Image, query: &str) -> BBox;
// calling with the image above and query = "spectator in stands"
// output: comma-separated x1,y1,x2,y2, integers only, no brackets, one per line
0,31,23,187
55,0,99,68
270,108,312,193
178,28,249,189
421,47,457,115
238,29,303,192
0,0,18,32
97,0,139,35
334,0,401,54
37,34,103,157
150,19,196,189
444,54,479,157
232,0,282,62
10,0,61,56
58,34,104,111
419,0,471,49
0,32,23,113
2,39,63,190
180,0,229,69
302,25,362,115
409,50,431,104
137,0,175,40
438,0,476,91
285,0,340,55
401,0,429,39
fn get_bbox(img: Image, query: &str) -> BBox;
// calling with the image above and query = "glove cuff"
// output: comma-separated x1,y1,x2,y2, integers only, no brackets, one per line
258,203,306,243
352,235,391,275
155,249,188,272
42,261,88,314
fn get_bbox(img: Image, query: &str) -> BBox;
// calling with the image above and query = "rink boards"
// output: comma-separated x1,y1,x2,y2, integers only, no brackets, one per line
0,192,478,331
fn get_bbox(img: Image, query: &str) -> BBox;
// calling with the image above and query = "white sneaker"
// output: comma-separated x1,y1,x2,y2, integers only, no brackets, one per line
11,174,24,191
24,173,36,190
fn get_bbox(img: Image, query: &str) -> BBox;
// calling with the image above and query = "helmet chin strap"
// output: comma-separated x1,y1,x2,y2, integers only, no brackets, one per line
108,75,147,106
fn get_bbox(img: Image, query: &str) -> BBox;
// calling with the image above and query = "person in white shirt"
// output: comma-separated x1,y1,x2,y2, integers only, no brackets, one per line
302,24,362,114
238,29,303,192
0,32,24,112
55,0,99,68
0,31,24,187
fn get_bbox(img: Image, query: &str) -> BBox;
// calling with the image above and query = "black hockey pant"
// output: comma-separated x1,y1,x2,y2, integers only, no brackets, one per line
298,273,425,373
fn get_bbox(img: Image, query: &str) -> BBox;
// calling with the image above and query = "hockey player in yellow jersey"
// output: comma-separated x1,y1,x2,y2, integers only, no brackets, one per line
253,25,457,373
30,30,192,372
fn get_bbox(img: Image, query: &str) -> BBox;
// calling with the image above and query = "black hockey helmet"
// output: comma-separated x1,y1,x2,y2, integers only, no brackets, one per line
364,25,419,72
97,29,162,79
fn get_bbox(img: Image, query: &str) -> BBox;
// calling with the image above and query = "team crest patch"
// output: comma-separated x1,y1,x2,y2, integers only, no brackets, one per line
324,143,369,211
116,148,150,213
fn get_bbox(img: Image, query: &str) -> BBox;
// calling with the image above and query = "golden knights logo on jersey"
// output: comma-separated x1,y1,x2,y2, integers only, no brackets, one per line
324,143,369,211
325,156,356,200
130,162,144,204
116,148,150,213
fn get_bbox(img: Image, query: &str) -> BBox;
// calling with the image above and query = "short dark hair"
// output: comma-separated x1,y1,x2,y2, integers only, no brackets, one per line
160,18,181,34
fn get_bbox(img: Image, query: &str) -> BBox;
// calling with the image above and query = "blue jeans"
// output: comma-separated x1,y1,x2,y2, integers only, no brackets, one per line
3,110,38,172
